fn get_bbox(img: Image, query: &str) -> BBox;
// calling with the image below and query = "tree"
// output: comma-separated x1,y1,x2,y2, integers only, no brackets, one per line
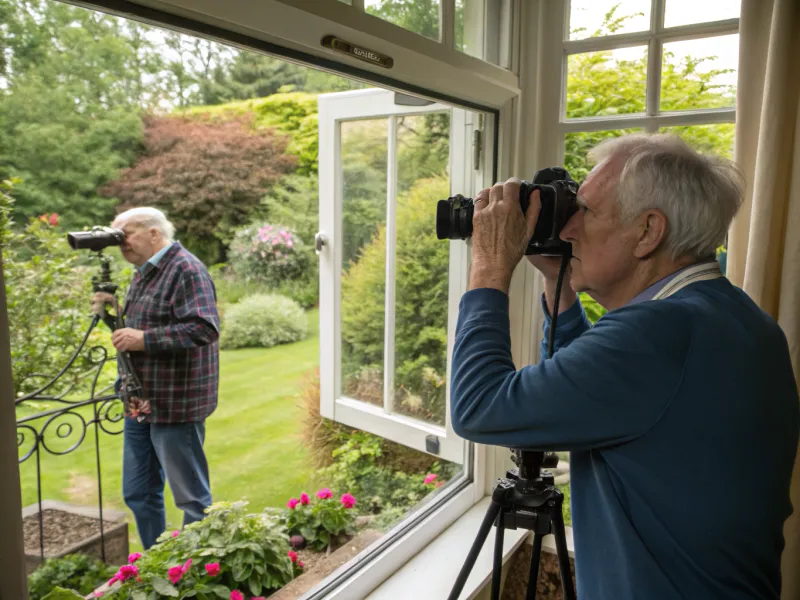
0,0,165,227
101,114,297,264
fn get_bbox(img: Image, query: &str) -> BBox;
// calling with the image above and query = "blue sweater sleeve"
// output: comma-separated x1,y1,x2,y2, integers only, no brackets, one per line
450,288,691,451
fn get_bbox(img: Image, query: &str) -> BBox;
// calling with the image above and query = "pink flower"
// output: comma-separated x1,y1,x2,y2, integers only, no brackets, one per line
287,497,299,509
48,213,59,226
168,559,192,584
168,565,184,585
424,473,438,485
435,480,444,488
340,493,356,509
128,552,142,563
94,592,103,598
205,562,221,577
288,550,298,563
300,492,310,505
230,591,244,600
316,488,332,499
116,564,139,582
172,530,180,537
298,561,305,569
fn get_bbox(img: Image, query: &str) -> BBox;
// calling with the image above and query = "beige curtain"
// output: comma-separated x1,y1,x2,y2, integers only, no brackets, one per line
727,0,800,597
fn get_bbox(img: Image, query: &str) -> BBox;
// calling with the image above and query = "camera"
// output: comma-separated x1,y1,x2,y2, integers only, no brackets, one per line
67,226,125,251
435,167,579,256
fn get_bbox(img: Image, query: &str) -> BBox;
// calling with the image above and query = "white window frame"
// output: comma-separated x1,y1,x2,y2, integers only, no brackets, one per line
317,88,489,463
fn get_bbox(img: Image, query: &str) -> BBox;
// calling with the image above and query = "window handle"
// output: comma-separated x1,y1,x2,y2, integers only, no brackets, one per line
315,231,327,255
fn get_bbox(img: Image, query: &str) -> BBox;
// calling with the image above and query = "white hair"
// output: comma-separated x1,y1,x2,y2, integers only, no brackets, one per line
588,133,744,260
114,207,175,242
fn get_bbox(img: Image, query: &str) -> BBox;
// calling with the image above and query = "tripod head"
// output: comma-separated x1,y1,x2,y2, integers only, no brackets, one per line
91,251,118,296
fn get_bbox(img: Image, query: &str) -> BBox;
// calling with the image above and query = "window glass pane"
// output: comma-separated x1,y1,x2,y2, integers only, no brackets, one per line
392,114,450,426
661,34,738,111
366,0,441,42
566,46,648,119
455,0,512,67
665,0,741,28
564,129,643,183
659,123,735,159
341,119,388,407
568,0,650,40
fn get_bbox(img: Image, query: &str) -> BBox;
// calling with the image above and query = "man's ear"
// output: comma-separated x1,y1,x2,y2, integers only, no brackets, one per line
633,209,668,259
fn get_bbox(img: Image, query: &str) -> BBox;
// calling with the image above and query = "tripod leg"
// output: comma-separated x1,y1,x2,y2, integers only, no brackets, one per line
491,509,505,600
551,510,576,600
448,500,502,600
525,534,544,600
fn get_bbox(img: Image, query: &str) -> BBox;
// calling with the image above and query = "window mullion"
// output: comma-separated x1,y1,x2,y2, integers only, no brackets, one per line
441,0,456,49
383,115,399,415
645,0,666,131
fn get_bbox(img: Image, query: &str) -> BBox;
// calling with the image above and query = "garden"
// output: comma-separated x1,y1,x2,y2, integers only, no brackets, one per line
2,1,736,598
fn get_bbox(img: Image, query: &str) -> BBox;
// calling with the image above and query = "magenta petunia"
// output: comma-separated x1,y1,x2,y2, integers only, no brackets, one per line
230,591,244,600
316,488,333,499
340,493,356,509
287,497,299,509
127,552,142,563
423,473,438,485
205,562,221,577
300,492,310,505
288,550,298,563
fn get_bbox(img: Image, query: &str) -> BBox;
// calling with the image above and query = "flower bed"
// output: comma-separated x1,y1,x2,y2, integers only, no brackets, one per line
88,487,361,600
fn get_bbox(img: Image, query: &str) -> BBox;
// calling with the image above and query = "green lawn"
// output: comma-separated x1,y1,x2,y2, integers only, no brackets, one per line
18,310,319,553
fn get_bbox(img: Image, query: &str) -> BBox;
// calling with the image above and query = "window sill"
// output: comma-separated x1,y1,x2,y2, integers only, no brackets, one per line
365,496,528,599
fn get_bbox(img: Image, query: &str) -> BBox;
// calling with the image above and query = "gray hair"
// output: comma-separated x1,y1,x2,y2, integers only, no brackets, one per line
588,133,744,260
114,207,175,242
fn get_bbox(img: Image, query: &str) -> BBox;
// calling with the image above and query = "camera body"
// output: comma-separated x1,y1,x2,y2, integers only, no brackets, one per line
436,166,579,256
67,226,125,252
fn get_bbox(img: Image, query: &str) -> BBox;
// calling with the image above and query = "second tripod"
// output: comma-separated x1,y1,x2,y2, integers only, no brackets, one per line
448,450,575,600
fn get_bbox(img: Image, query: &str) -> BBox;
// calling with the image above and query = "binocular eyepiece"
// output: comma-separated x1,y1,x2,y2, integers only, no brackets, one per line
67,226,125,252
435,167,579,256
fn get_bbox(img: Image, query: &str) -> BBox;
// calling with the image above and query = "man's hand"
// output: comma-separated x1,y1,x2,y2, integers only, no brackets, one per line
469,179,540,293
112,328,145,352
91,292,115,315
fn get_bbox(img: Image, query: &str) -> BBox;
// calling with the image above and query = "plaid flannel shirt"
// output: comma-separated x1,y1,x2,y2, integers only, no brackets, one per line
121,242,220,423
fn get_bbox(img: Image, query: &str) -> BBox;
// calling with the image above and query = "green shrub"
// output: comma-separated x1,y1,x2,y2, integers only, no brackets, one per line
27,554,117,600
3,211,131,397
228,223,311,287
320,431,459,517
105,501,296,600
220,293,308,350
341,176,450,424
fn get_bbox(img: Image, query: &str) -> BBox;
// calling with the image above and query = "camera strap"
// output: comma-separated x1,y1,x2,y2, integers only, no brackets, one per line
651,261,723,301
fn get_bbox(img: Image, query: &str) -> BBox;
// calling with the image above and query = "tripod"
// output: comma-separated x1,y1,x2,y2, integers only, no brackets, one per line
447,450,575,600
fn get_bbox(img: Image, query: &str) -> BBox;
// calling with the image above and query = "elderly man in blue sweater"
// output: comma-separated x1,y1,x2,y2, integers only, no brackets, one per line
451,134,799,599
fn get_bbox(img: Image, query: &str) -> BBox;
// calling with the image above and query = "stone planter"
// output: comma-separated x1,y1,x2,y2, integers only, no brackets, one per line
23,500,129,574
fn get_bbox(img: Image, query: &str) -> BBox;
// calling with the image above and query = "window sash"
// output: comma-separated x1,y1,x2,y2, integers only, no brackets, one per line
318,88,488,464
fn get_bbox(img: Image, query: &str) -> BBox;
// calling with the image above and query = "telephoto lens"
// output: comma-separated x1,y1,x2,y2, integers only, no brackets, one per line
67,226,125,251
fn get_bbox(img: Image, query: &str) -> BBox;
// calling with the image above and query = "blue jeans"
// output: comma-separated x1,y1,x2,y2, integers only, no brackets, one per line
122,418,212,549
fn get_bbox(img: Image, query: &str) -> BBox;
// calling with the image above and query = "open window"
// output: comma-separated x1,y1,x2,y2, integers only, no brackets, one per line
318,88,492,463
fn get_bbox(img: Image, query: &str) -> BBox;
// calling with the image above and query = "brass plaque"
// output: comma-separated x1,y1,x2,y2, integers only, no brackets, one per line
321,35,394,69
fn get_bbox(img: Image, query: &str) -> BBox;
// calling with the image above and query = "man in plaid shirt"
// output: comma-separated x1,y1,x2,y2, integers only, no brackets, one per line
92,207,220,549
